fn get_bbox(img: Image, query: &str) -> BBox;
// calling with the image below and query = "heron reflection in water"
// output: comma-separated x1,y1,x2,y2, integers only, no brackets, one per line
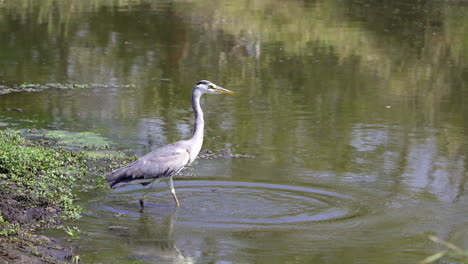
108,210,193,263
106,80,236,209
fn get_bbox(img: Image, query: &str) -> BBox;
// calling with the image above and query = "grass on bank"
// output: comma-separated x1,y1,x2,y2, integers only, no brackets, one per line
0,129,130,237
0,130,85,235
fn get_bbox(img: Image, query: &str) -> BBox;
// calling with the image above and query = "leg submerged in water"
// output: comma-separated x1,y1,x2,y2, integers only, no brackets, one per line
139,193,147,209
139,180,158,211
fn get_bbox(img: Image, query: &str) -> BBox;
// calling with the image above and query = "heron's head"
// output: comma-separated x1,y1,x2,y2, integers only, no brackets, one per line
194,80,236,95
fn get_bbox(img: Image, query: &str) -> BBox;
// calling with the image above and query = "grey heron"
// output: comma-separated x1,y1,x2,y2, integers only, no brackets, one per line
106,80,235,209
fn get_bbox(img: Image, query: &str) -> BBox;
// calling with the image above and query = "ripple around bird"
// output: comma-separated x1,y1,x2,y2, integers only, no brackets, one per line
106,180,365,229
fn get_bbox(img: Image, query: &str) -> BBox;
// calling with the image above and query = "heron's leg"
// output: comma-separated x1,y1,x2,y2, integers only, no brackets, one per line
139,180,157,210
168,177,180,207
139,194,147,209
139,191,149,209
140,194,146,210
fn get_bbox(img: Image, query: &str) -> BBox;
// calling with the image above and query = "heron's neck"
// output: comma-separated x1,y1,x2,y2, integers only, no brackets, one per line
191,90,204,143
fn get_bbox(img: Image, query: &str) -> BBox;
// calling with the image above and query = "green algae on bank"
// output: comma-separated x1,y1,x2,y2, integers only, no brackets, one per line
24,129,126,158
43,130,111,150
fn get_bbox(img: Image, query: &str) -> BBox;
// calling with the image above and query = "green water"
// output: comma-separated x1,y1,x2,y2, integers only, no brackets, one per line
1,0,468,263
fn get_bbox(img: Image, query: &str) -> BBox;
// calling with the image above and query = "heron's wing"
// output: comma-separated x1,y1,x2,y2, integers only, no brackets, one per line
106,142,190,189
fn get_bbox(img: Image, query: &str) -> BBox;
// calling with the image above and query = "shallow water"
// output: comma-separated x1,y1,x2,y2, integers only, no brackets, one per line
1,0,468,263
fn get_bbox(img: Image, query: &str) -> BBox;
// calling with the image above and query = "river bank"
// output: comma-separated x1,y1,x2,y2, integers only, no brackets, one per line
0,129,133,263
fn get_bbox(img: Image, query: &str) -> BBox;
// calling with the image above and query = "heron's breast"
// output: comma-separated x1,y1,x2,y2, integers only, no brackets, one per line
188,145,201,163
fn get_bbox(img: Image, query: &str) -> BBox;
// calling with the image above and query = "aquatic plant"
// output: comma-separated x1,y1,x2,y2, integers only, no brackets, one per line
64,226,81,241
421,236,468,264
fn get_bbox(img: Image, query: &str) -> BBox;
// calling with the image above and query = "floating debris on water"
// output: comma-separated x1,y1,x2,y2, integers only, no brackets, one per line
198,149,254,160
0,83,136,95
108,225,129,231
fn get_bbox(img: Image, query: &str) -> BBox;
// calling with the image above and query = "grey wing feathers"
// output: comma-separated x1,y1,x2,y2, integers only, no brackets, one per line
106,142,190,189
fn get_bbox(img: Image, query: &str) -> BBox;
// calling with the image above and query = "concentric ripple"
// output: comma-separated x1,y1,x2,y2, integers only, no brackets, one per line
109,180,364,229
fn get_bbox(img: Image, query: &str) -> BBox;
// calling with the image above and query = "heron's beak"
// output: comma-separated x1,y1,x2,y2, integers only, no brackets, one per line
215,86,236,96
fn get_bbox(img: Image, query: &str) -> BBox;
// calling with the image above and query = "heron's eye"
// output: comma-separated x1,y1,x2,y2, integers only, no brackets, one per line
209,85,215,89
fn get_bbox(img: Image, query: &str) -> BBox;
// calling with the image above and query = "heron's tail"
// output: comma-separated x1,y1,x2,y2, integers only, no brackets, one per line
106,166,133,189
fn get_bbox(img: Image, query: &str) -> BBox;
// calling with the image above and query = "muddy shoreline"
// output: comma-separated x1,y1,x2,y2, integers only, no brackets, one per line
0,232,73,263
0,179,74,263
